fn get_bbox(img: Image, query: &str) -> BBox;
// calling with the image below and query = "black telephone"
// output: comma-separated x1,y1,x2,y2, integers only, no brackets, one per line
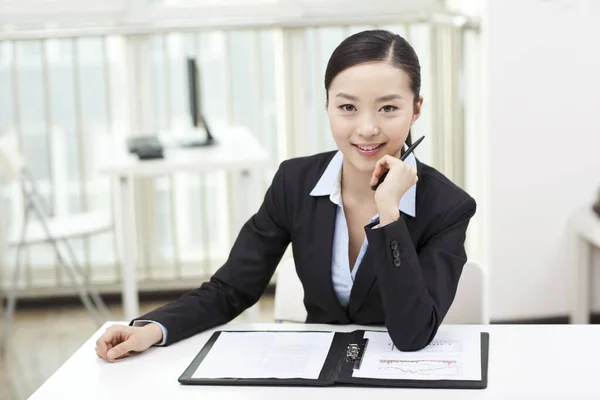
126,136,164,160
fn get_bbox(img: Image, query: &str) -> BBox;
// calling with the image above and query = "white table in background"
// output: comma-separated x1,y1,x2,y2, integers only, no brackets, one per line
29,322,600,399
99,126,272,321
570,205,600,323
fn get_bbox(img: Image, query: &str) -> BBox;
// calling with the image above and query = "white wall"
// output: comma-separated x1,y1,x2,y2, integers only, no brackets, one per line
445,0,483,16
483,0,600,320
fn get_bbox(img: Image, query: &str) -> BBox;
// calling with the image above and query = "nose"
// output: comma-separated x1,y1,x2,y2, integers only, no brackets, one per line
357,113,379,137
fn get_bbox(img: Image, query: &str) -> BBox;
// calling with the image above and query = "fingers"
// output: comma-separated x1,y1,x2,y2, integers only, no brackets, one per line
370,154,419,194
371,162,384,186
371,155,396,186
107,339,138,361
370,155,389,186
115,352,133,361
95,325,129,362
95,330,112,361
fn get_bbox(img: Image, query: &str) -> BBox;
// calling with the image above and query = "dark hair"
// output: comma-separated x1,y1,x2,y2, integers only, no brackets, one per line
324,30,421,145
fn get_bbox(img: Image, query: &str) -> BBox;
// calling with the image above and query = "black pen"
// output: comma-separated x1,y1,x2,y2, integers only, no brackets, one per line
370,135,425,191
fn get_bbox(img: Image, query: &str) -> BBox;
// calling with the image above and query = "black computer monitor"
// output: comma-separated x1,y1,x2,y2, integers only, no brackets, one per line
183,57,215,147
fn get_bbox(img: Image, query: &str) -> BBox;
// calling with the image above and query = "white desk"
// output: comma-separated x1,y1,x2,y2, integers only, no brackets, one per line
29,322,600,399
570,205,600,323
99,127,272,320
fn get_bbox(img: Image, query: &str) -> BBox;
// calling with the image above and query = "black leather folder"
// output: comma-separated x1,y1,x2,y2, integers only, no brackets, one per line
179,330,489,389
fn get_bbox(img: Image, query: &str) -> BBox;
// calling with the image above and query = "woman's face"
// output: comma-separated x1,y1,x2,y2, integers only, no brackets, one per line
326,62,422,173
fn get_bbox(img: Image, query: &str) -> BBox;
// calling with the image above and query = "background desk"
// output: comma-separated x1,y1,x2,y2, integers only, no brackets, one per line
99,127,272,320
30,322,600,399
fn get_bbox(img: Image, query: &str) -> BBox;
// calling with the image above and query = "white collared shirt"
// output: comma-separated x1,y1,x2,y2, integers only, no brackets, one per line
309,148,417,308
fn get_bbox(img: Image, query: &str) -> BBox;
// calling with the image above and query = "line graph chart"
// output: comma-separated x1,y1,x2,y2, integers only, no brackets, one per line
377,359,461,377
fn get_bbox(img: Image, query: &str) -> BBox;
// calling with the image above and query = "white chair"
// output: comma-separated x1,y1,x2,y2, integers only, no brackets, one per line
0,134,112,353
273,258,307,323
273,259,489,324
443,260,489,324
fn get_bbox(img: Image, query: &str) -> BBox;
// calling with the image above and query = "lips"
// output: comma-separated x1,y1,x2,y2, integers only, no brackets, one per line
356,144,383,151
353,143,385,157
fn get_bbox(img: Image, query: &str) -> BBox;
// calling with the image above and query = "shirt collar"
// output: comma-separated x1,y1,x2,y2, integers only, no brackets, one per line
309,145,417,217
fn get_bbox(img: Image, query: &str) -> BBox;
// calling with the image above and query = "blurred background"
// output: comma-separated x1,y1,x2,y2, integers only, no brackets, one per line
1,0,600,398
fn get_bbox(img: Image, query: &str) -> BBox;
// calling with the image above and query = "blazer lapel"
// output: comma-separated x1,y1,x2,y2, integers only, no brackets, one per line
308,196,350,323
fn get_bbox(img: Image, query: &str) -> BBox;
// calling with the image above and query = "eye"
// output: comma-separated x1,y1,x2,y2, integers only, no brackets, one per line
339,104,356,112
380,105,398,112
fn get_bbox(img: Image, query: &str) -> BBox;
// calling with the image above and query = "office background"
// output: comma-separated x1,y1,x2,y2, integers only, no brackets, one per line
0,0,474,310
1,0,600,398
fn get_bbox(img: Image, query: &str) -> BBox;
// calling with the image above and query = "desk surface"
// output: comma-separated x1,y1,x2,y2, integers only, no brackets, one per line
29,322,600,399
98,126,272,177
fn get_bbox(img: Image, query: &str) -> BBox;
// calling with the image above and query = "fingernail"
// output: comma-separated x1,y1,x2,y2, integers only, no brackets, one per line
107,350,115,359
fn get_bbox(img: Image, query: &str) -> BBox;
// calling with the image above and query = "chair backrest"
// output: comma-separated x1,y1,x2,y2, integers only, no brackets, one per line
273,258,489,325
0,134,25,182
443,260,489,324
273,258,308,323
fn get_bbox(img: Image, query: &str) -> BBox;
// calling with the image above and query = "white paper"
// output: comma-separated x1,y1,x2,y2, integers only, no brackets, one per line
192,331,335,380
352,331,482,381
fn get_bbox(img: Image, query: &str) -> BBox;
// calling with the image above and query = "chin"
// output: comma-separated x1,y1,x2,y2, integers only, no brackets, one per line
348,156,377,173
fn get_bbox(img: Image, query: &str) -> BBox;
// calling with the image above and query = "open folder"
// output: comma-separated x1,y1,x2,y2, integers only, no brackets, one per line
179,329,489,389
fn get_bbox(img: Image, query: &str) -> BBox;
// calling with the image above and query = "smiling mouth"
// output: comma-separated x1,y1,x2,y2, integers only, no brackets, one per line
353,143,385,151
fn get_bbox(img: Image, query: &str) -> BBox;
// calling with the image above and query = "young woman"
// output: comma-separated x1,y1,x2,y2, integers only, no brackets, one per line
96,29,476,361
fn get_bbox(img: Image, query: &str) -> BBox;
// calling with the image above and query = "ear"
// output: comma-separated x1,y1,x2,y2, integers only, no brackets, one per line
411,96,424,125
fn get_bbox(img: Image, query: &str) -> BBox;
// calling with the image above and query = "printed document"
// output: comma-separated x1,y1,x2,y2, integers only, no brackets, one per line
352,330,482,381
192,331,335,379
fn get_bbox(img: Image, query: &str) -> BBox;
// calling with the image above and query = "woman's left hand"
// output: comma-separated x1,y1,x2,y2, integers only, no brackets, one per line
370,155,418,224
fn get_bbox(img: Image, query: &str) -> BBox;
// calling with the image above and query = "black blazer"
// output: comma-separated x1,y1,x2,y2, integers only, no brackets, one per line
135,151,476,351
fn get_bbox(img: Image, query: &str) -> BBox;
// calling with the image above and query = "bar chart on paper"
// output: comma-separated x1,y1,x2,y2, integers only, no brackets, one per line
353,331,482,381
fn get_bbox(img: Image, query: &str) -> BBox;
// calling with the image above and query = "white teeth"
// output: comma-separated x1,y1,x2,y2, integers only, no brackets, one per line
357,144,380,151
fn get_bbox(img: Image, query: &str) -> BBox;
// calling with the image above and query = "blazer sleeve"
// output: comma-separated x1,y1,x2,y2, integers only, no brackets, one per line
132,162,292,345
364,197,477,351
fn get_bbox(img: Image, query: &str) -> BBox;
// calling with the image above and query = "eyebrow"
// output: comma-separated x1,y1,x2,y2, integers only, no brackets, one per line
335,93,404,102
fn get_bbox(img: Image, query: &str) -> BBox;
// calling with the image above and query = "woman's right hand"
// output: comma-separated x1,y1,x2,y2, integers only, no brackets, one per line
95,323,164,362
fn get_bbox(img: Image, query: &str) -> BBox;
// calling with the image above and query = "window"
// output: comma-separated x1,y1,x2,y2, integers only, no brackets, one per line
0,0,477,293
